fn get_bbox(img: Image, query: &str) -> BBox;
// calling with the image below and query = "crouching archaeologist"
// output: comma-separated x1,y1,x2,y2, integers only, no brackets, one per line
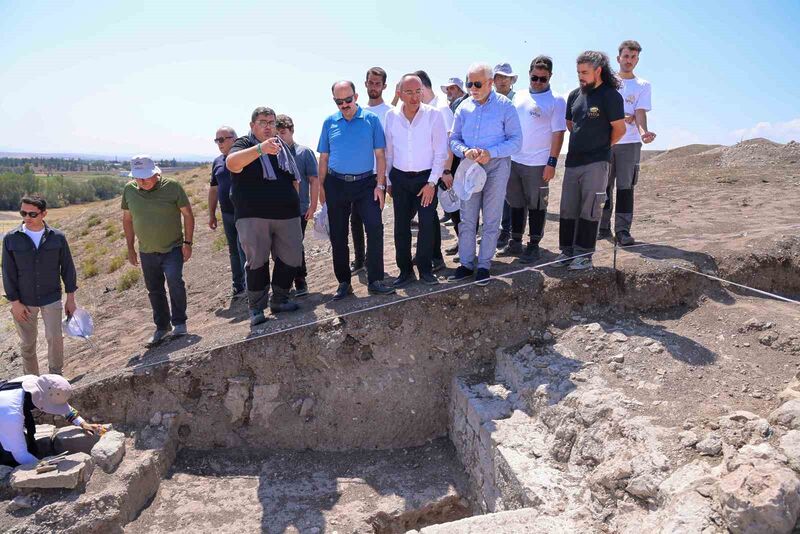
0,374,102,466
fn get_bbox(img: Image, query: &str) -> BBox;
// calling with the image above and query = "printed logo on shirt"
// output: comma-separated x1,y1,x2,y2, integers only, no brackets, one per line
588,106,600,119
625,94,636,105
529,106,542,118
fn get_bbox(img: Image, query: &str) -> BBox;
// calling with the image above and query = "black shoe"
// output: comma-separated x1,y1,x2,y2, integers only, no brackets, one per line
519,243,541,264
440,213,452,223
475,268,491,286
498,239,523,256
598,228,612,240
293,278,309,297
368,281,396,295
615,230,635,246
270,300,299,313
350,261,366,274
432,257,446,272
410,219,419,228
419,272,439,285
332,282,353,301
444,244,459,256
448,266,474,282
496,232,511,250
393,271,416,288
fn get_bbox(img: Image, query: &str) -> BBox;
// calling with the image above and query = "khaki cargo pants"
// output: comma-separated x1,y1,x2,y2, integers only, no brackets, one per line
13,300,63,375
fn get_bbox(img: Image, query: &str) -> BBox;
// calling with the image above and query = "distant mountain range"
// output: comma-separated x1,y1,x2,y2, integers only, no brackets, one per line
0,150,213,162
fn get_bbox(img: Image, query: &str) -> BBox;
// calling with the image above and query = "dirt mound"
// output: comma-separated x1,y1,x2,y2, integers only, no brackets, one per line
646,144,721,164
717,138,800,167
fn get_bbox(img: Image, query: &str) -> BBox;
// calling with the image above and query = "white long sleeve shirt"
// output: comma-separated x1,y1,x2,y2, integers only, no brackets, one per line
385,103,449,185
0,388,38,465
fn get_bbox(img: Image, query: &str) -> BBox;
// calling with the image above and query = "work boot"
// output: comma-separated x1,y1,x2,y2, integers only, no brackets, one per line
172,323,187,337
249,310,267,327
615,230,635,246
499,239,523,256
269,287,299,313
519,243,541,264
496,231,511,250
293,278,309,297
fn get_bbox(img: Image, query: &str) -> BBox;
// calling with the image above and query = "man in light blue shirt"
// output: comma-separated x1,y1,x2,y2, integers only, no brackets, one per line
448,63,522,286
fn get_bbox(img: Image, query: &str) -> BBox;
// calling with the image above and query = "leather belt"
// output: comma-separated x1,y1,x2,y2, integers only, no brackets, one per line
329,170,374,182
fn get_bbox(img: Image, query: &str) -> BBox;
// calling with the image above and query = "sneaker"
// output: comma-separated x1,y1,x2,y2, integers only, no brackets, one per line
146,328,172,347
598,228,612,240
475,268,491,286
552,254,573,268
419,272,439,285
172,323,187,337
519,243,541,264
249,310,267,327
332,282,353,301
498,239,523,256
568,257,593,271
496,231,511,250
392,271,416,288
432,257,446,272
368,281,396,295
615,230,635,246
350,261,366,275
444,244,459,256
293,278,309,297
448,266,474,282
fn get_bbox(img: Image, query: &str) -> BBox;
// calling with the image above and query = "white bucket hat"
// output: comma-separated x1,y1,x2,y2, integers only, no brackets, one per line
62,308,94,339
438,186,461,213
21,374,74,416
453,159,487,201
440,77,464,93
129,155,161,179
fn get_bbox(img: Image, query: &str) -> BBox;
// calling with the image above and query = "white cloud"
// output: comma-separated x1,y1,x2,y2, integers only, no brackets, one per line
730,117,800,144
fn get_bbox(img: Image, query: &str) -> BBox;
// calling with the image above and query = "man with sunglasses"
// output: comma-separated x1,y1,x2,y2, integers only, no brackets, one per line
599,40,656,246
318,80,395,300
3,195,77,375
504,56,566,263
122,155,194,345
209,126,246,299
448,63,522,286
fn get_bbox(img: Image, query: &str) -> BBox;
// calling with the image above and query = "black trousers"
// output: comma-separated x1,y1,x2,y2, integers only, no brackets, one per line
325,176,384,284
351,209,365,264
391,169,438,275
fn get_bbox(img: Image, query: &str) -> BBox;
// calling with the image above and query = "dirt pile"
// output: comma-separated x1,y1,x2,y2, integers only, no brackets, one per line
714,138,800,167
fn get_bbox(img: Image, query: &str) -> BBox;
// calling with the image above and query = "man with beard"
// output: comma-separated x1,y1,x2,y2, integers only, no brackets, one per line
556,51,625,270
599,40,656,245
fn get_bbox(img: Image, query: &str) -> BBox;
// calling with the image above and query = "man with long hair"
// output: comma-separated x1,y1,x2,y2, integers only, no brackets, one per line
556,51,625,270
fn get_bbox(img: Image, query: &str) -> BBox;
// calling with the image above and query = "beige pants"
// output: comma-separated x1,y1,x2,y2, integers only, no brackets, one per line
13,300,63,375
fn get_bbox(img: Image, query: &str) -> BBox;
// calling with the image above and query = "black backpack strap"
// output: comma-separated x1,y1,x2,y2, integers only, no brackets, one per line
22,392,39,457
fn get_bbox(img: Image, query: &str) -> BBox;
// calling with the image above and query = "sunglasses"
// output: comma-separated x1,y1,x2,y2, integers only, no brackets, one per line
334,95,355,106
254,120,276,127
530,75,550,83
20,210,41,218
465,81,484,89
214,136,234,144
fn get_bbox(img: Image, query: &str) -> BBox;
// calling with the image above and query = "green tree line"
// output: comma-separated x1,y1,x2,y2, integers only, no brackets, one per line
0,170,125,210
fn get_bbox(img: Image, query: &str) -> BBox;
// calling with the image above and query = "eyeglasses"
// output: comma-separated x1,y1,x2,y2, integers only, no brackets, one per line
214,136,234,144
254,120,276,127
530,75,549,83
20,210,41,218
465,81,484,89
334,95,355,106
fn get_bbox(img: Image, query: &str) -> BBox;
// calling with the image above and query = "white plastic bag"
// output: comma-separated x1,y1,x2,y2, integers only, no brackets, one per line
311,203,330,241
62,308,94,339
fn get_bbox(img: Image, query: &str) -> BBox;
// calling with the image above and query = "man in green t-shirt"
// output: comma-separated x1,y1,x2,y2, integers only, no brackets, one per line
121,155,195,346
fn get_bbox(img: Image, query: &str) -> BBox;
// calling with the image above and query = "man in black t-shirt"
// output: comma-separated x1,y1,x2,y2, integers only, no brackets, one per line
226,107,303,326
556,51,626,270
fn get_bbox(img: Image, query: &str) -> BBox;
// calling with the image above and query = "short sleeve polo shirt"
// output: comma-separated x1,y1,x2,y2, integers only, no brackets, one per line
317,106,386,175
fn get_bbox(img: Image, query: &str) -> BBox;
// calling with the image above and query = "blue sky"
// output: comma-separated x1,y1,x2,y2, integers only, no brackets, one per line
1,0,798,160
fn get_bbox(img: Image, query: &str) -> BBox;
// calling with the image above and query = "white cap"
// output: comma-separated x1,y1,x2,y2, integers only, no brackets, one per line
129,155,161,179
440,77,464,93
438,186,461,213
453,159,487,201
492,63,518,84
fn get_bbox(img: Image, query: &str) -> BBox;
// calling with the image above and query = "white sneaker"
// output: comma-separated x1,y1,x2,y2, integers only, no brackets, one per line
552,254,572,268
568,257,593,270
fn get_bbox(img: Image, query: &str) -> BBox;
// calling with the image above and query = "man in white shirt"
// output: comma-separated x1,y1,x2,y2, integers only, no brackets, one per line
351,67,393,275
386,75,449,287
503,56,566,263
600,40,656,246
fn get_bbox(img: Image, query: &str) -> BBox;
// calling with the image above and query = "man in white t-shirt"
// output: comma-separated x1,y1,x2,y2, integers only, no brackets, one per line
600,39,657,246
350,67,393,275
503,56,567,263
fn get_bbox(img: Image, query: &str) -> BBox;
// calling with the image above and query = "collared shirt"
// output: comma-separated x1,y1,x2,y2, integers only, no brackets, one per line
317,106,386,175
450,94,467,113
385,103,449,184
449,91,522,159
210,154,235,214
288,143,318,214
428,95,455,133
2,223,78,306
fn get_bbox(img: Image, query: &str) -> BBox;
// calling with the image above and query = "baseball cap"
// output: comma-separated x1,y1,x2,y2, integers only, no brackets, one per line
128,155,161,179
492,63,518,84
21,374,74,416
440,77,464,93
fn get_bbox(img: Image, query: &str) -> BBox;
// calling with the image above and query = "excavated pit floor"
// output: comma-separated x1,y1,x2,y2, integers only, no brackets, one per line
127,438,471,534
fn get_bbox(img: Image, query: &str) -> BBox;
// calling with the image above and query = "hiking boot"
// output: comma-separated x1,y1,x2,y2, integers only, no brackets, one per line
368,281,396,295
419,272,439,285
249,310,267,327
432,257,446,272
350,261,366,274
615,230,635,246
598,227,612,240
293,278,309,297
444,244,459,256
393,271,416,288
332,282,353,301
146,328,171,347
475,268,491,286
519,243,541,264
496,231,511,250
499,239,523,256
270,289,299,313
448,266,474,282
172,323,187,337
552,254,573,268
568,257,593,271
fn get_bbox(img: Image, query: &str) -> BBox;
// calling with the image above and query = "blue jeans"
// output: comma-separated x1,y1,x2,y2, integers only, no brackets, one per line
140,246,187,330
221,211,246,292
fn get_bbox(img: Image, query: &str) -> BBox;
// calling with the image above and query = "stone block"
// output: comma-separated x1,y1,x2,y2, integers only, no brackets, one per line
251,384,282,426
53,426,100,455
224,376,251,425
769,399,800,430
11,452,94,490
91,430,126,473
34,424,56,457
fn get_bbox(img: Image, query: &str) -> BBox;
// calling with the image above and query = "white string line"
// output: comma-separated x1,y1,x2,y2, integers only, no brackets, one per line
671,264,800,305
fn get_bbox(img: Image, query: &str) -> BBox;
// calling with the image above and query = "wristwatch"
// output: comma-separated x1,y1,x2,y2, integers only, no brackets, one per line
183,241,193,246
443,170,452,176
376,184,386,191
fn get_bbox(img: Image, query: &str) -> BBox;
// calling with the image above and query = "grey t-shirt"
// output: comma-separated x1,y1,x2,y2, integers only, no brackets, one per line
289,144,318,214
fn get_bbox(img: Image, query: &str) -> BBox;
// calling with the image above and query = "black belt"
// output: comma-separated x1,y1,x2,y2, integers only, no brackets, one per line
392,168,432,177
329,170,374,182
